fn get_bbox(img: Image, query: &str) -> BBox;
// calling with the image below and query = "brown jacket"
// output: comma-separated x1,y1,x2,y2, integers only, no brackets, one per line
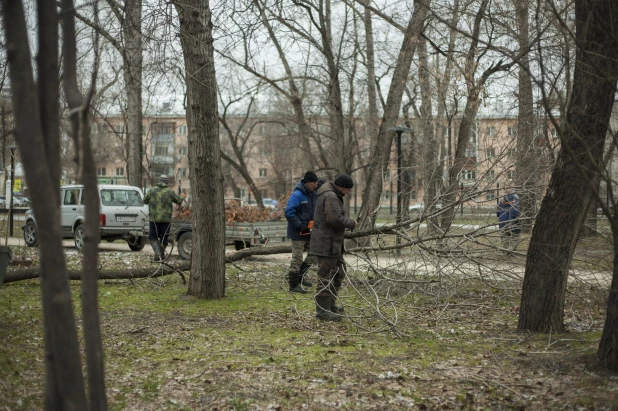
310,182,356,257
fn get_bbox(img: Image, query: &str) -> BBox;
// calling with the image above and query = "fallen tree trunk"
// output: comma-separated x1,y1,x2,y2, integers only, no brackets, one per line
3,245,295,284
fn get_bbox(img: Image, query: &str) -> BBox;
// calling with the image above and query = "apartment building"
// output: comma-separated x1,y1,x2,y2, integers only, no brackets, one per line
90,112,564,210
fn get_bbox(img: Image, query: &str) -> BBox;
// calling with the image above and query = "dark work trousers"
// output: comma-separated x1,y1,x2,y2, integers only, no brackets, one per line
149,221,171,246
316,256,346,296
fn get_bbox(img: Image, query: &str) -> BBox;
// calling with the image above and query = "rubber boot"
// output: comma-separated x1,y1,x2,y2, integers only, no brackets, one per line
331,287,344,314
288,271,307,294
315,295,342,321
299,262,313,287
151,241,161,262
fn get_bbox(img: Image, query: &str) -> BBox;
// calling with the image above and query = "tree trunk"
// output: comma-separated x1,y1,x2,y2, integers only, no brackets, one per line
175,0,226,299
514,0,536,234
124,0,143,187
598,218,618,370
60,0,108,408
3,0,89,408
358,0,430,228
418,36,439,234
363,0,379,159
518,0,618,332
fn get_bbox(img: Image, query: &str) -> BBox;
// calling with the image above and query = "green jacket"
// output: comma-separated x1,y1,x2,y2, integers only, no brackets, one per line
144,183,184,222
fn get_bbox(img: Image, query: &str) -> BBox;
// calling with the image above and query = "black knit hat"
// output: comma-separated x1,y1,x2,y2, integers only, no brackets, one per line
304,171,319,183
334,173,354,188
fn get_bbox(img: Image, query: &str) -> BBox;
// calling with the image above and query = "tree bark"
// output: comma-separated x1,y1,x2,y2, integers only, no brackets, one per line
363,0,379,162
175,0,226,299
60,0,108,407
418,36,438,234
598,219,618,370
2,0,89,408
514,0,536,234
124,0,144,187
518,0,618,332
358,0,429,228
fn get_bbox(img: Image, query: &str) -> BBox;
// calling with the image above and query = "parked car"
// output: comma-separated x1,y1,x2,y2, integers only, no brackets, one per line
22,184,149,251
12,196,30,207
408,203,424,213
261,198,278,209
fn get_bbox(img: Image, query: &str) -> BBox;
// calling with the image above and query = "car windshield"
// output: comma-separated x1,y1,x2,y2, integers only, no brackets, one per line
100,189,143,207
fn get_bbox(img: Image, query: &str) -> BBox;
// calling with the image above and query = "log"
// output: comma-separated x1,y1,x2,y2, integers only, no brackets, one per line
2,244,294,284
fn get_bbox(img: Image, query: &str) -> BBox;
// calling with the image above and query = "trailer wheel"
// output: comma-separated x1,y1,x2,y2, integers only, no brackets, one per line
178,231,192,260
234,240,252,251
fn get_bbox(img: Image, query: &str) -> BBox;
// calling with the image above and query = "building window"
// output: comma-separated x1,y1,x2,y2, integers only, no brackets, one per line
155,146,169,156
487,170,496,180
508,126,516,137
151,122,175,135
240,188,246,199
487,127,497,137
114,125,125,135
507,170,514,180
550,127,557,138
465,143,476,158
463,170,476,180
259,168,267,177
96,167,106,176
486,191,496,201
178,147,187,155
116,167,124,176
508,149,516,158
259,126,266,134
485,147,496,159
443,126,450,137
178,168,187,177
178,125,187,135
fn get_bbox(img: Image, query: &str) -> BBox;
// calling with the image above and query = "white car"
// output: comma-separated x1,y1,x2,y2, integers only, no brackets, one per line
22,184,149,251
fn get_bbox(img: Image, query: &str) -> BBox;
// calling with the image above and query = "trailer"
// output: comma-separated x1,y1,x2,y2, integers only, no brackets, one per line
173,220,289,260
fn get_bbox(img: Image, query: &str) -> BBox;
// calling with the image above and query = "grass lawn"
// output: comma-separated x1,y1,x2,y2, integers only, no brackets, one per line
1,245,617,410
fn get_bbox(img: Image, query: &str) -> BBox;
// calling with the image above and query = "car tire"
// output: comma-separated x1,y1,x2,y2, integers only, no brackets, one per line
127,236,146,251
23,220,39,247
178,231,192,260
74,224,85,251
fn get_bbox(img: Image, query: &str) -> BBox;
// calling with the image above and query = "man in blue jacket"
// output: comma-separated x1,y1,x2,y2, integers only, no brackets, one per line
497,193,521,253
285,171,319,293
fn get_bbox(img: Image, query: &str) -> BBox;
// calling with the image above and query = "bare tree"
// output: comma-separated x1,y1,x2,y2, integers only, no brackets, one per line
76,0,144,187
357,0,430,229
2,0,96,406
174,0,226,299
518,0,618,334
439,0,512,233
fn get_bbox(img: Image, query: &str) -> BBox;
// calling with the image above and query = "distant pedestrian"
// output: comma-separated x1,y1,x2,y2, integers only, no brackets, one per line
144,175,185,262
310,174,357,321
497,193,521,253
284,171,319,293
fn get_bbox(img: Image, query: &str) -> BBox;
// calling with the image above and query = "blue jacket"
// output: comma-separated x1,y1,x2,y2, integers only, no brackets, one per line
497,193,521,234
285,180,317,241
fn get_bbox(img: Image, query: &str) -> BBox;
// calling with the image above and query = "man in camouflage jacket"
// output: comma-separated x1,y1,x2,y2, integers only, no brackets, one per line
144,175,185,261
310,174,357,321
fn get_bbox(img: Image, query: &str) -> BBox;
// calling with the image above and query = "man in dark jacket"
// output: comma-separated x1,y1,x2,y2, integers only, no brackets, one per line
144,175,185,262
497,193,521,253
285,171,319,293
310,174,357,321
